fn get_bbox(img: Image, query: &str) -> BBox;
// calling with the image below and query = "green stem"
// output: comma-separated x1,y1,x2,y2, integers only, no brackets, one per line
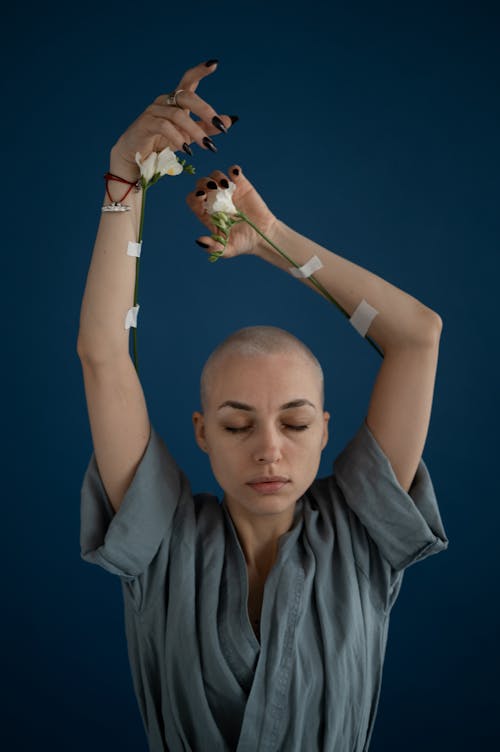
132,184,148,374
237,210,384,359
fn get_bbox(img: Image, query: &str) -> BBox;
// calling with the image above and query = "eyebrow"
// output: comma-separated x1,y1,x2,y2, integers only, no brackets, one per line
217,399,317,411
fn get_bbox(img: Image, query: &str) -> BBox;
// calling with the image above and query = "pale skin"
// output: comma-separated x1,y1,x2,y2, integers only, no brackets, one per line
192,350,330,579
77,60,442,625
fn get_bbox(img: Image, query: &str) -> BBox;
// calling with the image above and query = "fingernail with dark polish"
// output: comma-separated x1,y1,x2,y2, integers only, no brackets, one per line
202,136,218,153
212,115,228,134
229,115,239,124
182,142,193,155
206,180,218,189
220,178,229,188
195,190,205,196
205,59,219,67
196,239,210,248
232,168,240,176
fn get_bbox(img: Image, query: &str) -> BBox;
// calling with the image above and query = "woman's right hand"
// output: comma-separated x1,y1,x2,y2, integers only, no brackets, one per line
109,59,236,180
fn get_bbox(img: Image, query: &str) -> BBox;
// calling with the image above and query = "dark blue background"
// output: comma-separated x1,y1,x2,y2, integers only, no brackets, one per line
3,0,498,749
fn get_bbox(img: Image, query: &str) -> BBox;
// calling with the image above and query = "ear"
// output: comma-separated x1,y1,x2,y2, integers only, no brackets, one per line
192,411,209,453
321,411,330,450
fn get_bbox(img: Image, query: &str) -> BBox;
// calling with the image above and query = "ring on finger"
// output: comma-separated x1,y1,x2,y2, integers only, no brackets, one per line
165,89,186,108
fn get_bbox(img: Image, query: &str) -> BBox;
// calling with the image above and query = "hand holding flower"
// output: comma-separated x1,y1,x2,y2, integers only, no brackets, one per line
186,164,384,357
110,59,236,180
111,59,238,373
186,165,278,258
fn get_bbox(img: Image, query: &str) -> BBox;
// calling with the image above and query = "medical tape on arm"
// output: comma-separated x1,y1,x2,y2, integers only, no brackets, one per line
124,305,140,330
127,241,142,257
289,255,324,278
349,299,379,337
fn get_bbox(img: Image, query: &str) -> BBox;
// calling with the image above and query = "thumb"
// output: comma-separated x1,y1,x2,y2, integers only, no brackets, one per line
228,164,253,196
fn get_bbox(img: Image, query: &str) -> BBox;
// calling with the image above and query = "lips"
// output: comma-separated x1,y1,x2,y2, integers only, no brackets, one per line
246,476,290,494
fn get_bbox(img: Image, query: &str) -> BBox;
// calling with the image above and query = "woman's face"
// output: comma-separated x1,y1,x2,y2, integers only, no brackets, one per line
192,351,330,519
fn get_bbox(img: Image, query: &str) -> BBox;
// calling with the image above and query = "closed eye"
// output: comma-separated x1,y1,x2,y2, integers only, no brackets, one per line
224,425,309,433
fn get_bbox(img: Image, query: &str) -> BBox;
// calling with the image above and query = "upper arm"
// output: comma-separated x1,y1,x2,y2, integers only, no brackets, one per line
365,319,442,493
79,354,151,514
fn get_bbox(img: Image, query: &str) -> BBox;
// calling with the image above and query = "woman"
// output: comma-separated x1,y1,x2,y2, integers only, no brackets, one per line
78,59,449,751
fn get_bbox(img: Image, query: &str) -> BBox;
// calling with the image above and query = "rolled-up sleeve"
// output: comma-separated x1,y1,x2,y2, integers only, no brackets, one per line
80,424,184,583
333,418,449,573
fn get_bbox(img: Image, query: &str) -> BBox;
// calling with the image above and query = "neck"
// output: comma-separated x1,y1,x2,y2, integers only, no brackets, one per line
223,497,296,576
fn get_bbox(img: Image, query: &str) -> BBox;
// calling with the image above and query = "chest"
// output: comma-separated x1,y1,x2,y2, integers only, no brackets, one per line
247,570,266,641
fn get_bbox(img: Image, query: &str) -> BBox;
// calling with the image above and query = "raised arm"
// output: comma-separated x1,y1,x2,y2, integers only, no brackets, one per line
77,60,235,513
252,215,443,493
186,167,443,494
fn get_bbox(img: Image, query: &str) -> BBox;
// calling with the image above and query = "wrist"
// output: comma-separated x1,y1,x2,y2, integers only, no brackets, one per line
109,144,141,182
253,217,285,259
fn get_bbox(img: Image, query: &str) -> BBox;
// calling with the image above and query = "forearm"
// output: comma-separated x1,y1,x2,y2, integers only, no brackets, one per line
254,220,442,351
77,150,143,364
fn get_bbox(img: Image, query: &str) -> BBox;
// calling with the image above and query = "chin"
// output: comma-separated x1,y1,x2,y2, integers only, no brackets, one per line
247,495,296,514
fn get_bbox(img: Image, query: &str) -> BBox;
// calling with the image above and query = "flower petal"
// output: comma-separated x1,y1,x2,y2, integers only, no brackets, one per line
206,182,238,215
165,161,184,176
143,152,159,182
157,146,183,176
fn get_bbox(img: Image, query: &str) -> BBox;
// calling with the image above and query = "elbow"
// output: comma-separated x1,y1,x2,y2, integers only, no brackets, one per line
76,333,95,361
76,334,111,366
419,309,443,346
383,307,443,350
76,335,86,360
406,308,443,348
428,310,443,339
435,312,444,332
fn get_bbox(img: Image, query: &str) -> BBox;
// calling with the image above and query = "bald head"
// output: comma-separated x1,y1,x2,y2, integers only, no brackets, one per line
200,326,324,413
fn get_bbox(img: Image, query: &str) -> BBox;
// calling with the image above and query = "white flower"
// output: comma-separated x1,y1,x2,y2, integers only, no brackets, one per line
135,147,183,182
135,151,157,182
205,181,238,215
156,146,183,176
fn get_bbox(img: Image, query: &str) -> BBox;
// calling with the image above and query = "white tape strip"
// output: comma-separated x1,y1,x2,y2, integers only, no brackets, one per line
124,304,140,330
349,299,379,337
289,255,324,278
127,241,142,257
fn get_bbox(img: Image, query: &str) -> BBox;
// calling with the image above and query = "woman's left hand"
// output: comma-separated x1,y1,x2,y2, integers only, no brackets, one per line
186,165,278,258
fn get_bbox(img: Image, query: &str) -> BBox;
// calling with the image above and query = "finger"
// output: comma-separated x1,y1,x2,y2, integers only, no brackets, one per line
185,189,207,216
194,114,236,138
146,106,217,152
194,175,222,192
176,59,220,94
226,164,252,197
186,187,213,220
193,167,242,195
155,90,230,137
186,189,221,238
207,169,232,189
204,166,248,199
194,227,226,254
195,236,217,251
186,185,231,256
142,112,193,153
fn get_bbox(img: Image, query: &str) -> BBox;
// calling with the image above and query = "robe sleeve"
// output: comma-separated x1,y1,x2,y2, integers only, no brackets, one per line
79,423,189,611
333,418,449,575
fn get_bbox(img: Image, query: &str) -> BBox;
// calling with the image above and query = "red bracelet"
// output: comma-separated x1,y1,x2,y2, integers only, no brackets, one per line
103,171,142,203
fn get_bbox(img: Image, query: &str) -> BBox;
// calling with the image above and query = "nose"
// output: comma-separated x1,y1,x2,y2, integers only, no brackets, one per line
252,424,282,464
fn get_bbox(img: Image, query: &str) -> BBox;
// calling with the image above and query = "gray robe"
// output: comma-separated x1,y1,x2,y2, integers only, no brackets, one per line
80,418,449,751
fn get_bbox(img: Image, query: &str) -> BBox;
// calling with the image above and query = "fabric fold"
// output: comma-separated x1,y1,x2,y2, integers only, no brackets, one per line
80,424,184,580
333,417,449,572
